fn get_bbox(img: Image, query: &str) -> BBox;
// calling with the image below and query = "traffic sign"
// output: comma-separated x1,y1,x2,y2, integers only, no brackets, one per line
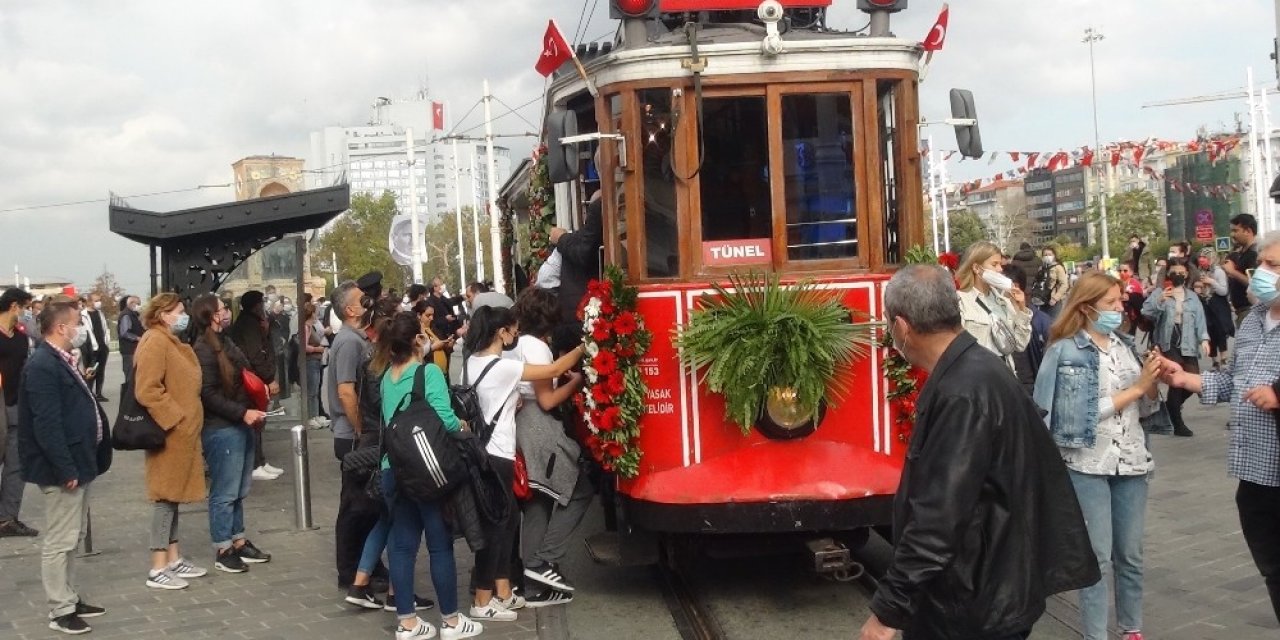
1195,210,1214,225
1196,225,1215,241
1216,236,1231,252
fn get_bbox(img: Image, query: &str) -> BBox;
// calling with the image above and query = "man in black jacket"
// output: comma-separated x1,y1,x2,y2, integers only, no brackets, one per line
860,265,1099,640
19,301,111,634
117,295,142,385
229,291,280,480
549,196,604,324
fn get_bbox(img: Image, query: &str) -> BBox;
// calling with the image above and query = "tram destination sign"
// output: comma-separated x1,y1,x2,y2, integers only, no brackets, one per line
702,238,773,267
658,0,831,10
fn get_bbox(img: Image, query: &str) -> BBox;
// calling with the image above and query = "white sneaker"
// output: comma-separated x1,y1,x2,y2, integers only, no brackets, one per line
262,463,284,475
168,558,208,578
494,592,525,611
440,614,483,640
145,569,189,590
468,602,517,622
395,617,438,639
251,466,279,481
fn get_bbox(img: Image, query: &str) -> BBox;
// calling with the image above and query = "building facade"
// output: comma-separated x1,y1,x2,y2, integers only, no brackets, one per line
961,178,1028,251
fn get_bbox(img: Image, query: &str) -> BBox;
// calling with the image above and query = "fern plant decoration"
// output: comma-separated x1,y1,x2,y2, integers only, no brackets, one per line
676,272,875,434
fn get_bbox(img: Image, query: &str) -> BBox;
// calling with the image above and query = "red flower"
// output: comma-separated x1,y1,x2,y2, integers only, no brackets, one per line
617,346,635,359
591,321,613,344
605,373,626,396
602,439,624,458
591,385,612,406
597,406,621,432
601,300,616,316
613,311,638,336
592,350,618,377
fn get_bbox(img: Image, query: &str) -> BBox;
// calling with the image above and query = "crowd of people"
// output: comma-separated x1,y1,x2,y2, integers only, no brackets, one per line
860,214,1279,640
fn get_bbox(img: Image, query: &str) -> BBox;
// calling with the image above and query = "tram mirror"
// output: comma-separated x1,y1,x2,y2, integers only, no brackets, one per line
949,89,984,159
546,111,581,184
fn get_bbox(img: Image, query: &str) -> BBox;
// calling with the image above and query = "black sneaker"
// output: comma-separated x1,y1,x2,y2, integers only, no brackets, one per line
384,593,436,612
49,613,91,635
345,584,384,610
523,562,574,592
0,519,39,537
214,548,249,573
74,601,106,618
236,539,271,563
524,588,574,608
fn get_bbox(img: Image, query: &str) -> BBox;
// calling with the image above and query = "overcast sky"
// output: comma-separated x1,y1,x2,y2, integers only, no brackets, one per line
2,0,1276,294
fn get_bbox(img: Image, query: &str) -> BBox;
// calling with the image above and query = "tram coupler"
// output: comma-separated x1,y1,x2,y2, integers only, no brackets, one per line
805,537,863,580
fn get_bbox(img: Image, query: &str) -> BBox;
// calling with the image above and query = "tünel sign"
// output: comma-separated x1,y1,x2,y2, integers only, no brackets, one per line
702,239,772,267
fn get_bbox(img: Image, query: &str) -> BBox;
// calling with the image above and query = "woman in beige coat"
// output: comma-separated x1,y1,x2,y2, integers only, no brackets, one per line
133,293,208,590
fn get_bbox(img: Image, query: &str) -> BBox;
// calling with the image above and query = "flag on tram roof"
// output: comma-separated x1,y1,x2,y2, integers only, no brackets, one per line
921,3,949,52
535,20,573,77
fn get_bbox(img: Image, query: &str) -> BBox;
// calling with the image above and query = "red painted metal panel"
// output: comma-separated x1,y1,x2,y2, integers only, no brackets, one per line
658,0,832,11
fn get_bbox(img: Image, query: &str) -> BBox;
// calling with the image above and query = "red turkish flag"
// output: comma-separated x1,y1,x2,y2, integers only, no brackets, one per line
921,4,949,52
432,101,444,131
535,20,573,77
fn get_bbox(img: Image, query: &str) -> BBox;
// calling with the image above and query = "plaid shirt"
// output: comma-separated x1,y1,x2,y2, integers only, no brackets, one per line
51,344,103,444
1201,305,1280,487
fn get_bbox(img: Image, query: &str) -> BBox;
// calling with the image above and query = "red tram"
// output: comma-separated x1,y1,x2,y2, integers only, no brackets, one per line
537,0,933,555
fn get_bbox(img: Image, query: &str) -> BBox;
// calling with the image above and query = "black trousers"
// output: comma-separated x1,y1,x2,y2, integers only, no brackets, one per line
1163,334,1200,432
1237,480,1280,623
474,455,519,592
334,437,381,588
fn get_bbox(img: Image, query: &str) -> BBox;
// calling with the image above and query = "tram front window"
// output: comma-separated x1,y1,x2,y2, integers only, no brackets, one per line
699,96,771,243
781,93,856,260
638,89,679,278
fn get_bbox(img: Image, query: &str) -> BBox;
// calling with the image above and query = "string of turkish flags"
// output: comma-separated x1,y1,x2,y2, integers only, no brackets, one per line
934,136,1244,194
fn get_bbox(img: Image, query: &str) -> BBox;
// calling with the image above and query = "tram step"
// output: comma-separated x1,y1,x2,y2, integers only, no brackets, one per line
584,531,660,567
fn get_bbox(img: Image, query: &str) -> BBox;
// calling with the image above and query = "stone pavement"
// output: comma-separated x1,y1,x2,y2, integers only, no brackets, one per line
0,364,539,640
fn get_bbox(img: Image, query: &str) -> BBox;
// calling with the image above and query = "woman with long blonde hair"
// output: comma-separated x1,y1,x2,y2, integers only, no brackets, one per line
1033,271,1164,640
955,241,1032,369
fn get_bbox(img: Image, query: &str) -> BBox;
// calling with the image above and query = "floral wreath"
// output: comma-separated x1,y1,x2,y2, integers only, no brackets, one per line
882,248,955,443
525,145,556,279
576,265,652,478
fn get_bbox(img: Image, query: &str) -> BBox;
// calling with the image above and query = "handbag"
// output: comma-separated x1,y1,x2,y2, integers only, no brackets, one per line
974,296,1018,356
513,450,531,501
112,378,167,451
241,368,270,412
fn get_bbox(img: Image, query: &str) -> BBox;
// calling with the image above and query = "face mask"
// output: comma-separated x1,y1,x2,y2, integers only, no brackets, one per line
218,313,231,330
71,325,88,349
402,296,411,306
981,268,1014,293
1249,266,1279,305
1168,252,1178,260
283,305,295,315
1090,308,1123,335
1042,255,1055,265
93,301,102,310
172,313,190,334
128,303,140,312
329,309,344,334
1198,259,1211,270
1170,274,1187,287
21,309,32,321
1130,241,1139,248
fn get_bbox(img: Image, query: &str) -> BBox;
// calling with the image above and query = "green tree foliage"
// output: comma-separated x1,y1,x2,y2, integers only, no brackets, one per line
90,267,125,322
421,206,495,290
947,210,989,255
313,191,409,288
1089,190,1166,260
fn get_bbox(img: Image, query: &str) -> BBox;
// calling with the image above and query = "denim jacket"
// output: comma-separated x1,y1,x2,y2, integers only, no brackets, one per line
1140,287,1209,357
1033,331,1147,449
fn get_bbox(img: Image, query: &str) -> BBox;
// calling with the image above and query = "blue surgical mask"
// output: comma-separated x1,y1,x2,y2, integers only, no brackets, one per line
1250,266,1279,305
172,313,190,334
1090,308,1123,335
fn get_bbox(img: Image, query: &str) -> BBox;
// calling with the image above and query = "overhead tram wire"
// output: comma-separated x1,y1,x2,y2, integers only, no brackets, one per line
576,0,601,45
493,95,541,132
571,0,594,45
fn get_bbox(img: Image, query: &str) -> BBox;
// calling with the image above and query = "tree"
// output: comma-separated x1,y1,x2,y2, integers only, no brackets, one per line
90,267,126,322
947,210,988,255
421,206,495,291
1089,190,1166,261
313,191,409,289
987,205,1033,255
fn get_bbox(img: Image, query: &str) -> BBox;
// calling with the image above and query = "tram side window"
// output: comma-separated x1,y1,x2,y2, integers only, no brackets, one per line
637,89,679,278
699,97,771,243
781,94,856,261
877,80,902,264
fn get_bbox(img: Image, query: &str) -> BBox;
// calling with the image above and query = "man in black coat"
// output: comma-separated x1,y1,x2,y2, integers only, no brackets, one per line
549,196,604,324
859,265,1099,640
19,301,111,634
229,291,280,479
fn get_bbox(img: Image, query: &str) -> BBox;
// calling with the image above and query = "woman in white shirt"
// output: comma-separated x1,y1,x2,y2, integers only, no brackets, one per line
462,306,584,622
956,241,1033,370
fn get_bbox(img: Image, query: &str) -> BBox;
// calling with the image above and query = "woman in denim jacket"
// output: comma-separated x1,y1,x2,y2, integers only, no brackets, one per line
1033,271,1163,640
1140,258,1209,437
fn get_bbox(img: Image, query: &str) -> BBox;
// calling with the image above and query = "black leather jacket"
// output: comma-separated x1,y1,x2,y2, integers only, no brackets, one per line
870,332,1100,640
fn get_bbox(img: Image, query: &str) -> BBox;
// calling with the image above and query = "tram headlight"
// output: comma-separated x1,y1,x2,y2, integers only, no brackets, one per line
757,386,825,440
611,0,657,18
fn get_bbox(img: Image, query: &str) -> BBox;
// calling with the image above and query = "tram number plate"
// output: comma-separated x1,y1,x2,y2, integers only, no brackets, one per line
702,239,772,267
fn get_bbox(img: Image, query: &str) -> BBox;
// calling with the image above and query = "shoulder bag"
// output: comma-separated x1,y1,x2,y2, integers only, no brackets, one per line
112,375,167,451
974,296,1018,356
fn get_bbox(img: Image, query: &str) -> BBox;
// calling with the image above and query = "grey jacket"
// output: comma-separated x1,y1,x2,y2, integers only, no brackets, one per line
514,402,581,506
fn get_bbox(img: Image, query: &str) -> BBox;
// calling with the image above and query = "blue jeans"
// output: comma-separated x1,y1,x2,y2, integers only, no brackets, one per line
202,426,254,551
357,515,390,576
383,469,458,620
305,359,322,419
1068,470,1149,640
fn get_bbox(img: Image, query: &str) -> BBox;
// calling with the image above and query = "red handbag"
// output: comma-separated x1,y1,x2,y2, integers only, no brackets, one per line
240,368,270,412
513,450,531,501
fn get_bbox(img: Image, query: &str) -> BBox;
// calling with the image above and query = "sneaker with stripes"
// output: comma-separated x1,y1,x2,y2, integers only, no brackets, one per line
524,588,574,608
523,562,575,592
394,617,438,639
440,614,483,640
145,569,189,590
168,558,207,579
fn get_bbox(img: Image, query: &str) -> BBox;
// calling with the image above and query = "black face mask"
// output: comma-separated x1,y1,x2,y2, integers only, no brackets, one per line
502,338,519,351
1170,274,1187,287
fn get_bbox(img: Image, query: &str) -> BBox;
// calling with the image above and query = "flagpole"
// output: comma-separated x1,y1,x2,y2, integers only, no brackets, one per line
927,135,941,255
406,127,424,285
470,146,485,284
483,79,506,294
940,152,952,254
450,103,467,289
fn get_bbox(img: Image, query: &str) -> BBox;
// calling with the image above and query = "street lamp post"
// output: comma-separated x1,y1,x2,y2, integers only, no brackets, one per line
1084,27,1111,261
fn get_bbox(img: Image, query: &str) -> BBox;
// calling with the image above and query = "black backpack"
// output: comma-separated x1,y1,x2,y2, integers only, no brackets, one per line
450,355,503,445
386,365,469,502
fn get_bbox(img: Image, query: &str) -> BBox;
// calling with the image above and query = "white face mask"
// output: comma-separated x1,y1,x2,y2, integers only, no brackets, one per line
71,325,88,349
329,309,344,334
1042,255,1055,265
92,301,102,310
981,268,1014,293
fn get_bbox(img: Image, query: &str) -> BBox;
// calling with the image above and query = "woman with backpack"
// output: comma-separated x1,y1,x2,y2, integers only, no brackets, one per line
372,312,482,640
463,306,585,622
506,289,587,607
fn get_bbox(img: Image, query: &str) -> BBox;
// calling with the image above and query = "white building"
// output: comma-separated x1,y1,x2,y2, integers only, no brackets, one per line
308,96,512,220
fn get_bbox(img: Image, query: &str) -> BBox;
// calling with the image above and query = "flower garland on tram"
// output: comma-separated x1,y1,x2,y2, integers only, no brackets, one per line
525,145,556,278
883,248,960,444
576,265,652,479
